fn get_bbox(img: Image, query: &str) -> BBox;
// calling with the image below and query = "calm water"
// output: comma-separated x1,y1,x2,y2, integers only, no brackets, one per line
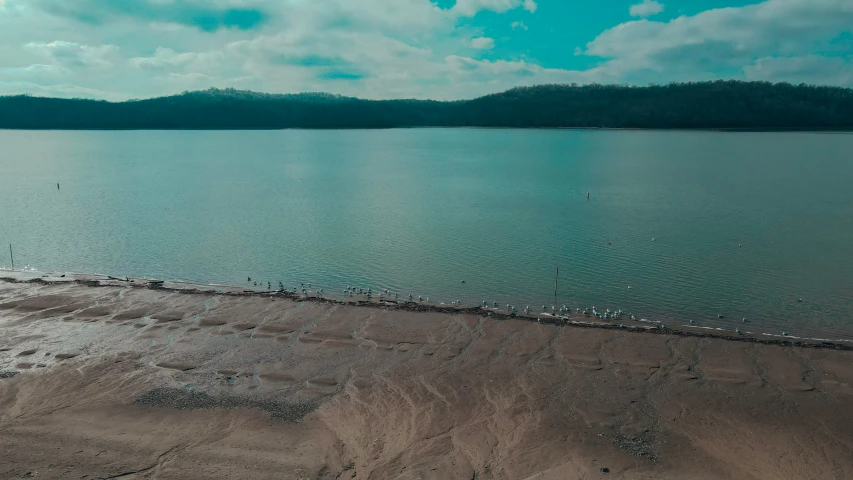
1,129,852,340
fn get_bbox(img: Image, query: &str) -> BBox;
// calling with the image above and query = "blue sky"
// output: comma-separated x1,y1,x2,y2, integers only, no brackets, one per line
0,0,851,100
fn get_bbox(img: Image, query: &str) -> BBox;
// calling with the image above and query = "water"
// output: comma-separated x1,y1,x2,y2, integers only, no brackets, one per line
1,129,852,340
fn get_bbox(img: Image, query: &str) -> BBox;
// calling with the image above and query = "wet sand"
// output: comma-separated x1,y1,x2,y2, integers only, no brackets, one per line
1,274,852,479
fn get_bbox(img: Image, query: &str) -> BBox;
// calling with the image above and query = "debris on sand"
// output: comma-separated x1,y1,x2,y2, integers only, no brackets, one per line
134,387,319,422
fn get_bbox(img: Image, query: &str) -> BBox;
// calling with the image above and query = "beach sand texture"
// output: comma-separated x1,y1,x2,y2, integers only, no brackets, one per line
1,279,852,479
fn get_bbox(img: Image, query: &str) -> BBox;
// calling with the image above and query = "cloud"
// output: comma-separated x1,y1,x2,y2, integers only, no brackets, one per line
3,0,853,102
451,0,536,17
29,0,269,32
25,41,118,68
129,47,221,71
744,55,853,85
629,0,664,18
0,80,122,99
584,0,853,82
470,37,495,49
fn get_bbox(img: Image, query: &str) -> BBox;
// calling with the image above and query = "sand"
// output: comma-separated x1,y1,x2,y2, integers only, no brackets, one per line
0,276,852,479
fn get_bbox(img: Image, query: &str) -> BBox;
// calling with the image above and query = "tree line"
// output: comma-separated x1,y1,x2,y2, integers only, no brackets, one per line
1,81,852,130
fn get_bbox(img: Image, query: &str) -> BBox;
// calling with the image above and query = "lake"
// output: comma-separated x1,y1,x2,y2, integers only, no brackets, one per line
1,129,852,341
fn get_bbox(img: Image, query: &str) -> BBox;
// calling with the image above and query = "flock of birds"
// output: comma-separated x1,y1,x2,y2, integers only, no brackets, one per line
244,276,803,338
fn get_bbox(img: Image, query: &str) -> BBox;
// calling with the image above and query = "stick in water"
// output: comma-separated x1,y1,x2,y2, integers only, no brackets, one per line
9,244,13,270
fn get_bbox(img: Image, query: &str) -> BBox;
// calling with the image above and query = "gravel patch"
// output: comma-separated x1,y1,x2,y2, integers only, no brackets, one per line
613,432,658,462
0,371,19,379
135,387,319,422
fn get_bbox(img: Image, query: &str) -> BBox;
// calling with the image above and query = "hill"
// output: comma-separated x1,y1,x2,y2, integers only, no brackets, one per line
1,81,852,130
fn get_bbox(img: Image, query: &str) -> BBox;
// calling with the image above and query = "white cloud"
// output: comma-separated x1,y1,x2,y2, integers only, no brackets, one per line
523,0,538,13
511,21,528,30
25,41,118,68
629,0,664,18
470,37,495,49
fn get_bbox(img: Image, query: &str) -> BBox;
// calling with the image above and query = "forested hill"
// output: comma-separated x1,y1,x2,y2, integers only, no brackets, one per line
2,81,852,130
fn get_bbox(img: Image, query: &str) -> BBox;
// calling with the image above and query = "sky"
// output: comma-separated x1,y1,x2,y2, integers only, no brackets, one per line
0,0,851,100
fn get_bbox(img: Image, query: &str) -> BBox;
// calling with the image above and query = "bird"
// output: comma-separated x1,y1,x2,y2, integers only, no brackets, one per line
689,320,695,324
743,318,748,323
782,331,789,336
627,286,632,290
717,314,724,319
736,328,742,334
797,298,803,303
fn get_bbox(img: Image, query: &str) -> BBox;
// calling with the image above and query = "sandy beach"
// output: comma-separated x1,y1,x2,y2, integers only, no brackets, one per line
1,273,852,479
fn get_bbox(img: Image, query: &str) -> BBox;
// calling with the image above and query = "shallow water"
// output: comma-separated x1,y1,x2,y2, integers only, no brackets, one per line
1,129,852,340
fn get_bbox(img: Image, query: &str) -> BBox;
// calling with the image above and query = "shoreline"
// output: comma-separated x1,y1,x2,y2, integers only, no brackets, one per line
2,269,852,479
2,268,849,351
3,126,853,133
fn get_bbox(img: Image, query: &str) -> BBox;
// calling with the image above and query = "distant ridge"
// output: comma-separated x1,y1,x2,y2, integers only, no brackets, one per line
2,81,852,130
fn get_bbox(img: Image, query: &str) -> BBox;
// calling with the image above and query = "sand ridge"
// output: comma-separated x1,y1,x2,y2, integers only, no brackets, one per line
0,279,851,479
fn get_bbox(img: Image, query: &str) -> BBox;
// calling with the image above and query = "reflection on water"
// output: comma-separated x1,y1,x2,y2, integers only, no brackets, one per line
1,129,852,340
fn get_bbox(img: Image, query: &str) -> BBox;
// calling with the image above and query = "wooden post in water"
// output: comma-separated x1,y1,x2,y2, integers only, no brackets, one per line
9,244,13,270
554,265,559,306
